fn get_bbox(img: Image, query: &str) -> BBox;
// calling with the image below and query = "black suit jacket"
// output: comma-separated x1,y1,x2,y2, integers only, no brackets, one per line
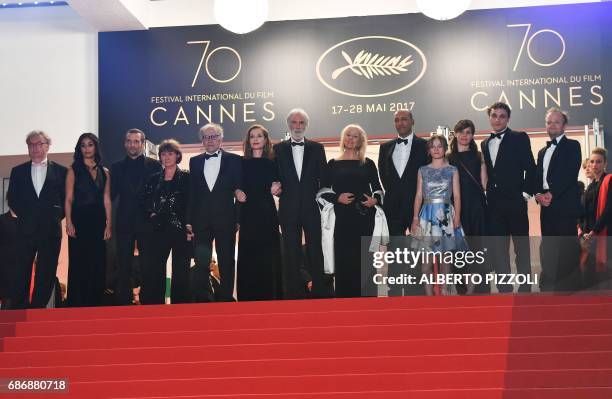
535,135,582,218
110,155,162,234
377,136,428,223
186,150,243,232
273,139,327,224
7,160,67,237
481,129,536,204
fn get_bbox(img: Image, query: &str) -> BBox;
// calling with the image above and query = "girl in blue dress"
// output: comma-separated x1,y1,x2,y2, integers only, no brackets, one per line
411,134,466,295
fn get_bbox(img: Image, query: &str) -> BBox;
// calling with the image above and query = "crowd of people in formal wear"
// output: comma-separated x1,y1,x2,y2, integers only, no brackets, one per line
0,102,610,309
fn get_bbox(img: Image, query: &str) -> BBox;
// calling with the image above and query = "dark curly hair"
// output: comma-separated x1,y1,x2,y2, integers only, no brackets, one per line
73,133,102,168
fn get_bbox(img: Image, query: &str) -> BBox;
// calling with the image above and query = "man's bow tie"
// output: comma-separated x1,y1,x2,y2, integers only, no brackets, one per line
32,161,47,167
396,138,409,145
204,152,219,160
490,132,504,140
546,138,558,148
291,141,304,147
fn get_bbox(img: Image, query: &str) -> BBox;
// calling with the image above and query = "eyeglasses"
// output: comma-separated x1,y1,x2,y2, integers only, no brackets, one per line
202,135,221,141
28,142,49,148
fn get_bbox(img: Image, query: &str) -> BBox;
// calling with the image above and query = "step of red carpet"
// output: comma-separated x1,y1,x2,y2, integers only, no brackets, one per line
8,369,608,398
9,387,612,399
4,318,612,352
3,352,611,383
2,295,611,324
6,302,612,338
2,334,611,368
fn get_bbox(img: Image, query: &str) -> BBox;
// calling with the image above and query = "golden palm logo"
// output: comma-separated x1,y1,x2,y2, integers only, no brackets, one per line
316,36,427,98
332,51,414,80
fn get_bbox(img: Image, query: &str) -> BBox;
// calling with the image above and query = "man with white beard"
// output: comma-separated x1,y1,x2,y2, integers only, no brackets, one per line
273,109,328,298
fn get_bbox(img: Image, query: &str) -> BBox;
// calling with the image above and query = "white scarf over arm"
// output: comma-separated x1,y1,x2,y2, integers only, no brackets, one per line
316,188,390,275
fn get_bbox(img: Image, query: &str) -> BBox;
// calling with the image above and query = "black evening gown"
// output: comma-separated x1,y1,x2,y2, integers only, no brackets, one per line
321,158,383,298
449,151,490,293
237,157,282,301
449,151,487,237
67,164,107,307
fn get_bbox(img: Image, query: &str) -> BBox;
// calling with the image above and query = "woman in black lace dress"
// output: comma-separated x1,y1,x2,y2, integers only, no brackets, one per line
237,124,282,301
141,139,191,304
65,133,111,307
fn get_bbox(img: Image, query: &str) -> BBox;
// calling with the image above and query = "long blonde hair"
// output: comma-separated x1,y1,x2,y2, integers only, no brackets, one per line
340,124,367,164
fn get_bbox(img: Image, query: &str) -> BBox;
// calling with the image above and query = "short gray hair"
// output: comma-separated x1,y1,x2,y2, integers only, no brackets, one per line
26,130,52,146
198,123,224,140
286,108,310,128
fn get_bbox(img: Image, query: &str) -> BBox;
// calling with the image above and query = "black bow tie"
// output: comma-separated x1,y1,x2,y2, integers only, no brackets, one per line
490,132,504,140
546,139,558,148
204,152,219,160
396,138,409,145
291,141,304,147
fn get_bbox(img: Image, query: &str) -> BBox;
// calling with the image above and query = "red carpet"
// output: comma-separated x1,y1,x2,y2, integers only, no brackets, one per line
1,295,611,398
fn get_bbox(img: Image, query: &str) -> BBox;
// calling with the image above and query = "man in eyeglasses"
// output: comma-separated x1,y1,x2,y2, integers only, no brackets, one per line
378,109,428,296
6,130,67,308
186,123,244,302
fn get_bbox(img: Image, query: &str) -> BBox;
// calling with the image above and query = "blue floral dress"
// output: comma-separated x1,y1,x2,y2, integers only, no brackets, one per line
414,164,467,253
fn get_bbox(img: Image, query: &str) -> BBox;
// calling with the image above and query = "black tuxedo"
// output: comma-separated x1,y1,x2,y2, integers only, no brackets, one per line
187,149,243,302
110,155,162,304
377,135,428,296
7,160,67,308
481,129,536,292
273,139,327,298
378,136,429,234
535,135,582,291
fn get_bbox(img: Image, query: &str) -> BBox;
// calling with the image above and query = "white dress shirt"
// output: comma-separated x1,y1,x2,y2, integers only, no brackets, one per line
31,158,48,197
392,134,413,178
291,139,305,181
488,127,508,167
203,150,222,191
542,134,564,190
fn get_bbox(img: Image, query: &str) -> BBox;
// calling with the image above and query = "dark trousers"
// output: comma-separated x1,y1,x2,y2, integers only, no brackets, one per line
116,232,151,305
487,200,532,293
386,216,424,296
193,226,236,302
540,213,581,292
141,229,191,304
11,232,62,309
280,217,325,299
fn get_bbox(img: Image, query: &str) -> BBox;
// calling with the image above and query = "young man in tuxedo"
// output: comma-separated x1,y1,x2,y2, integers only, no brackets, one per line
377,109,428,296
186,123,244,302
273,108,327,298
534,108,582,291
481,102,536,293
110,129,162,305
6,131,67,309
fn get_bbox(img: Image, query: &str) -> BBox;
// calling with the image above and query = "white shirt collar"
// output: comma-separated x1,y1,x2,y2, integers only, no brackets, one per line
32,158,48,167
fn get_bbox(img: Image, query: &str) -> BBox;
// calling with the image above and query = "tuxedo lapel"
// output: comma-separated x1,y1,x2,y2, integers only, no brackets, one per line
493,133,512,169
546,135,566,177
302,140,312,179
482,138,493,171
39,161,54,197
385,141,401,179
215,150,229,191
25,161,38,199
283,141,299,181
194,154,210,192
